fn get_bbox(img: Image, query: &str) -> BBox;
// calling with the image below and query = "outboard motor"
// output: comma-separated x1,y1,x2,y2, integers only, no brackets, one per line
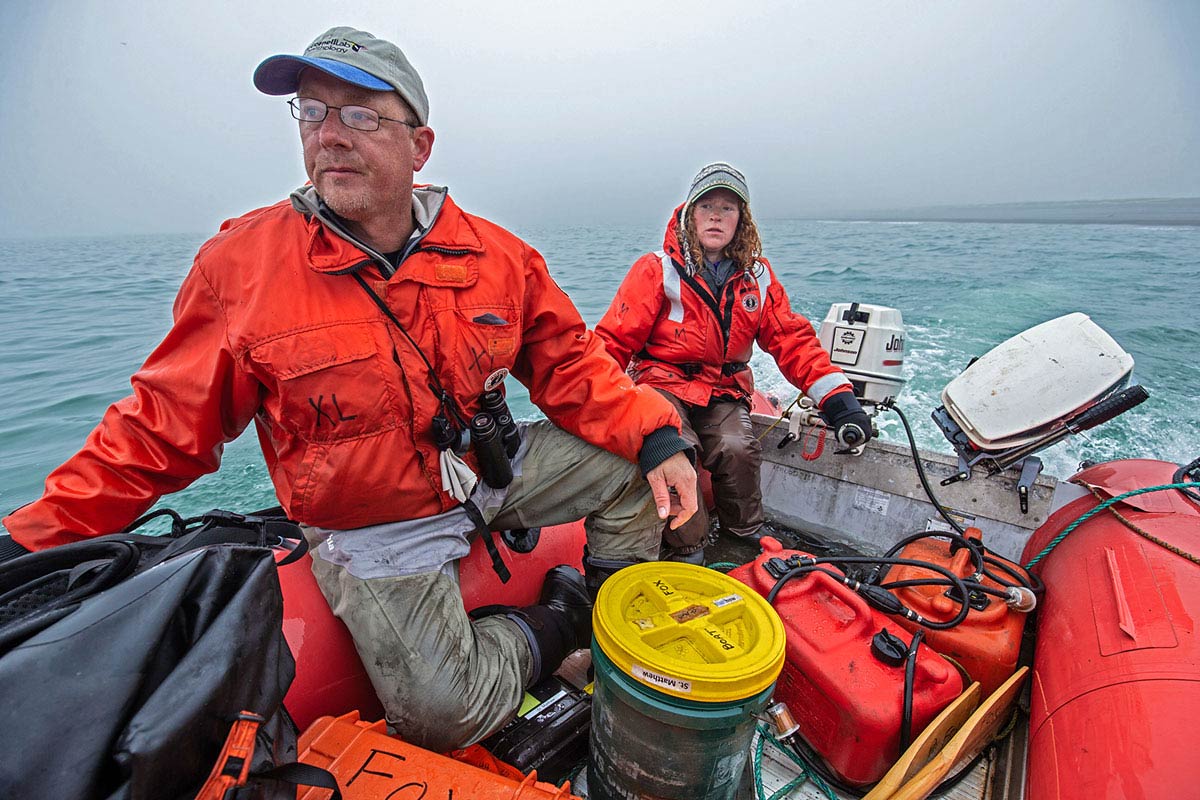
818,302,906,403
932,312,1148,510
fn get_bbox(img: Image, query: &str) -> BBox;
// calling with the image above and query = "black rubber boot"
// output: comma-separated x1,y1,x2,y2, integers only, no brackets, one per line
582,549,642,601
539,565,592,651
474,565,592,688
661,546,705,565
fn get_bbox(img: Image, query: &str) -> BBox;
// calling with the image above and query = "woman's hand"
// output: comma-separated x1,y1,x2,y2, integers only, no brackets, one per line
820,391,874,448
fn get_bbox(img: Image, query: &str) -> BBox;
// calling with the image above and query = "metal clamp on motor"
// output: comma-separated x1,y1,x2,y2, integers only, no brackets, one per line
835,421,868,450
776,397,823,451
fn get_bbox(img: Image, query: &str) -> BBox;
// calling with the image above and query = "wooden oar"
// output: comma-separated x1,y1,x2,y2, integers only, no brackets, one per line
860,682,983,800
887,666,1030,800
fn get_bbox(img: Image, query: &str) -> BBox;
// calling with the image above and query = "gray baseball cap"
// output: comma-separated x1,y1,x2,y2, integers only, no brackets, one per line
253,26,430,125
685,162,750,208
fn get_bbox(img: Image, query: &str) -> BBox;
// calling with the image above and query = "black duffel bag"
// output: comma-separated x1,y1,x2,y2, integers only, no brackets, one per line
0,508,338,800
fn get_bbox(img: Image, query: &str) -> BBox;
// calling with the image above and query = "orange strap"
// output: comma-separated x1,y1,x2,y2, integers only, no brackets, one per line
194,711,263,800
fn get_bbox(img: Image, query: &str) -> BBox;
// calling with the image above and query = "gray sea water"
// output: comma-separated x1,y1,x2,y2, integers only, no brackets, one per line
2,217,1197,521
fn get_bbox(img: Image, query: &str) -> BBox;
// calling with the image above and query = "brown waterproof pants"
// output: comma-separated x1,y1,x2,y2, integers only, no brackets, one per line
657,390,764,555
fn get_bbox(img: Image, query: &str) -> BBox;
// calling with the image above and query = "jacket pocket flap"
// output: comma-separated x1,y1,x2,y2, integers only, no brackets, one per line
251,324,377,380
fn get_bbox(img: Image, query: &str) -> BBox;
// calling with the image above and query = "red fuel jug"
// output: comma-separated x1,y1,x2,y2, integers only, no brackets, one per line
729,537,964,786
884,533,1027,695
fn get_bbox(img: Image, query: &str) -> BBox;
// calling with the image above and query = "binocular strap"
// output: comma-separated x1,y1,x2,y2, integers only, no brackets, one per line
462,500,511,584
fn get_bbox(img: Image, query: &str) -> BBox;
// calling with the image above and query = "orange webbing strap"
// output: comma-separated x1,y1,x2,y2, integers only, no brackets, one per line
194,712,343,800
194,711,263,800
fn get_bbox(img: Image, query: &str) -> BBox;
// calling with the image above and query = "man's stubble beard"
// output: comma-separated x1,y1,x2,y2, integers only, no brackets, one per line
319,186,372,221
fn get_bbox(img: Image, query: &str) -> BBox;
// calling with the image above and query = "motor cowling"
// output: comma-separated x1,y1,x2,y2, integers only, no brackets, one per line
817,302,906,403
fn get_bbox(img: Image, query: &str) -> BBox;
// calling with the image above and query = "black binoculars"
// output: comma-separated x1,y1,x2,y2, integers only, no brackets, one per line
471,390,522,489
480,390,521,459
471,412,512,489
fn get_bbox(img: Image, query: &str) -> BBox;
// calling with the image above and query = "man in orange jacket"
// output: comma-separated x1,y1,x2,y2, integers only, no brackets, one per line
0,27,696,751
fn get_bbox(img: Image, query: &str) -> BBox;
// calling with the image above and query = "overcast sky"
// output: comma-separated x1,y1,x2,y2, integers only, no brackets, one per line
1,0,1197,238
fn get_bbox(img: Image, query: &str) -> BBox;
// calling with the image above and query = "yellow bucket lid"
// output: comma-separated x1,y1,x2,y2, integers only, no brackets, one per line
592,562,786,703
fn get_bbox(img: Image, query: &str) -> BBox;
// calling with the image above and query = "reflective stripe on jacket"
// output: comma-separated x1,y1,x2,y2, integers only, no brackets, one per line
595,206,851,408
6,188,680,549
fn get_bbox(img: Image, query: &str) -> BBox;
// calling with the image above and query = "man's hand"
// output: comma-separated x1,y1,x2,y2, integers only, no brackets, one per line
645,451,698,530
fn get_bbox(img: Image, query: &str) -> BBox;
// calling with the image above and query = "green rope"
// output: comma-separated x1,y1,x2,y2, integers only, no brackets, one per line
1023,482,1195,569
562,759,585,790
706,561,740,572
751,724,836,800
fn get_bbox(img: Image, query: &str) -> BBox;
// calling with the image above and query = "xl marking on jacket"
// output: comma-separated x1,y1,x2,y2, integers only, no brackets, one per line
309,394,358,427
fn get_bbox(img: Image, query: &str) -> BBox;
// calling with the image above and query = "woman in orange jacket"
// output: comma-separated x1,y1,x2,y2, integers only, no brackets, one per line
596,163,872,561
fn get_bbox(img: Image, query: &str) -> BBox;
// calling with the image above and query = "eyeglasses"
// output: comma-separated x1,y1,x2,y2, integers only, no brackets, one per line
288,97,416,132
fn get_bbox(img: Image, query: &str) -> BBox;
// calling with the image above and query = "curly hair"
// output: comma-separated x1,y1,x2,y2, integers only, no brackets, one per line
683,198,763,273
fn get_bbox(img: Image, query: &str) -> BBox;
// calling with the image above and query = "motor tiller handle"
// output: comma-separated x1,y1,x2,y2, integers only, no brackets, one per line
1068,385,1149,433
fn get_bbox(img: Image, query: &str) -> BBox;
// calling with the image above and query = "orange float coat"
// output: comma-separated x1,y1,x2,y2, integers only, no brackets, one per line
596,207,852,408
5,190,680,550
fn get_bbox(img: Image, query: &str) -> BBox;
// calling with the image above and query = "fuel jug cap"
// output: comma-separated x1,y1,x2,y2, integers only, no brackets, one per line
592,562,786,702
870,628,908,667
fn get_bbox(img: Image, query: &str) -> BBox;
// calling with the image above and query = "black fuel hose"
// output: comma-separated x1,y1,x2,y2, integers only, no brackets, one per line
765,565,850,605
881,529,986,579
877,400,967,536
869,431,1043,597
882,530,1041,599
983,553,1044,596
765,556,973,630
879,577,1009,602
878,540,1041,598
900,629,925,752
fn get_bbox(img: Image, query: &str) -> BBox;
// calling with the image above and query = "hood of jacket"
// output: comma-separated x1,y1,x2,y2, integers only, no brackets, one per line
662,204,694,275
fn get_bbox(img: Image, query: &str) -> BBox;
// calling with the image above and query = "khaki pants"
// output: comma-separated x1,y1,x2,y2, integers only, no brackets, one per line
307,421,661,751
657,390,763,554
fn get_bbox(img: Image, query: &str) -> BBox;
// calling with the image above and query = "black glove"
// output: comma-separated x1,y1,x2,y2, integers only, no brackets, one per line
0,533,31,564
820,391,873,448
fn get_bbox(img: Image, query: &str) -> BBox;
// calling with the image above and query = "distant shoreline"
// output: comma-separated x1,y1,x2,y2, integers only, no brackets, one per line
802,197,1200,227
816,217,1199,227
